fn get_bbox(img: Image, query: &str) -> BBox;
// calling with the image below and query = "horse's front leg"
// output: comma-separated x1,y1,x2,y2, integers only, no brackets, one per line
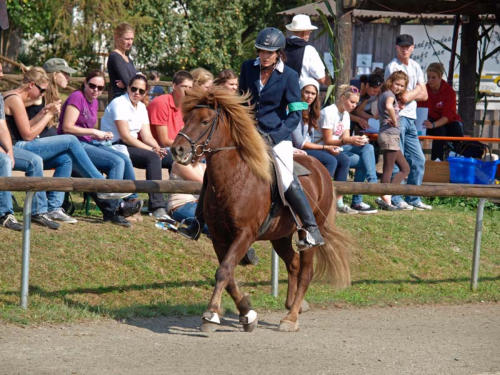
201,234,254,333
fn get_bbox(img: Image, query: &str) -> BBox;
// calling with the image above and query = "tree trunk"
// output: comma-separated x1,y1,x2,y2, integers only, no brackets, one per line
458,15,479,136
335,3,352,97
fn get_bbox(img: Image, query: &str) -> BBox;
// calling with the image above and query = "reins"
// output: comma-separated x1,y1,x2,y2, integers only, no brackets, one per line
176,104,237,160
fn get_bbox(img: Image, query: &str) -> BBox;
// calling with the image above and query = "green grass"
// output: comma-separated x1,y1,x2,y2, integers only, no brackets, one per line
0,193,498,325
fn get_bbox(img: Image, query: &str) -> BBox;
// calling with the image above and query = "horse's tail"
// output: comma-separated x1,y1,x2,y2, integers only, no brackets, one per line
314,200,352,288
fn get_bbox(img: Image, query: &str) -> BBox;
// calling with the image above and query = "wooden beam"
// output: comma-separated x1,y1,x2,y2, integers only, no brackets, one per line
0,177,498,199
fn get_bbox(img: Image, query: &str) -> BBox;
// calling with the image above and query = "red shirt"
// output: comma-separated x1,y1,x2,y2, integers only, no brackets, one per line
147,93,184,143
418,79,462,123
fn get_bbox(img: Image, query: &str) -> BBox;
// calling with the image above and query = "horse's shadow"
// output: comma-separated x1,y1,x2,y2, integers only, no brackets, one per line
124,312,279,337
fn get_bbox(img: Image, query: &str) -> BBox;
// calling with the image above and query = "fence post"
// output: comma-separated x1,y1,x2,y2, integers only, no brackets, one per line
471,198,486,291
271,249,279,297
20,192,34,309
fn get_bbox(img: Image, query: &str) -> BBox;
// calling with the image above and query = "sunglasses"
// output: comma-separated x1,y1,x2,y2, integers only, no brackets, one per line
349,86,360,93
130,86,146,95
34,83,46,94
88,82,105,91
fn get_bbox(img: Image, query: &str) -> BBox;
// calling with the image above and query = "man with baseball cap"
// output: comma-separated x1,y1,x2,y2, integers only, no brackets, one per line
284,14,329,85
383,34,431,211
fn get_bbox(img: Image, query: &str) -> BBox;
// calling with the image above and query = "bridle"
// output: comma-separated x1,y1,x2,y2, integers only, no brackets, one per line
176,104,236,160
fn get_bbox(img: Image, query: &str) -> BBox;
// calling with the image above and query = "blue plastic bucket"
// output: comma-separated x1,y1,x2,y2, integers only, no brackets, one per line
447,157,477,184
474,159,500,184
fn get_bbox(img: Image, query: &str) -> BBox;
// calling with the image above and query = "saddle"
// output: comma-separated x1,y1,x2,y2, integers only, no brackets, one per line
257,154,311,237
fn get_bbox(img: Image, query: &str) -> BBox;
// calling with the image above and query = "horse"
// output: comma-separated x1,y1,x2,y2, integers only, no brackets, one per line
171,87,351,332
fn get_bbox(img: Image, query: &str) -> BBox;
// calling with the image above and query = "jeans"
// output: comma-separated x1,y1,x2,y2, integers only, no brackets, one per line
391,117,426,206
171,201,209,235
305,149,350,181
12,147,49,215
343,143,377,205
15,135,104,180
84,141,136,181
0,152,13,216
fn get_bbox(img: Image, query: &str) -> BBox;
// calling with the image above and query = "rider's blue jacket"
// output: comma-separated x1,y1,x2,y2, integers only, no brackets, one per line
239,58,301,145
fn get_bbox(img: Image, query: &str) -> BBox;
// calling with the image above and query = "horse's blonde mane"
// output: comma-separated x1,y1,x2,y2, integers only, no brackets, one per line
183,88,272,184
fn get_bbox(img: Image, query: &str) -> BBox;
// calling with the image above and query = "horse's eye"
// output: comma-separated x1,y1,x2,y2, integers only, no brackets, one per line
201,119,210,126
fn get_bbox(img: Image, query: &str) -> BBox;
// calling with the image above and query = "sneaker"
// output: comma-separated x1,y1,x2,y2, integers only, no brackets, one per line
392,201,414,211
337,205,358,214
239,247,259,266
103,215,131,227
32,214,60,230
351,202,378,215
152,208,173,221
47,208,78,224
96,192,133,200
411,201,433,210
119,199,143,217
375,197,401,211
0,214,23,231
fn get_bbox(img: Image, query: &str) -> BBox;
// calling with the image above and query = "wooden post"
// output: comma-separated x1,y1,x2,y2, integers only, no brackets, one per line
458,15,479,136
335,1,352,95
447,15,461,86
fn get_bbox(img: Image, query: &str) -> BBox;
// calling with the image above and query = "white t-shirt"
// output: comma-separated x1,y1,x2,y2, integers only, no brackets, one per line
100,93,149,142
384,58,425,119
316,104,350,144
293,37,326,82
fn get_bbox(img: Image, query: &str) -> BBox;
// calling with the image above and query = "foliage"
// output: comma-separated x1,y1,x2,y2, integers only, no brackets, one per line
4,0,310,77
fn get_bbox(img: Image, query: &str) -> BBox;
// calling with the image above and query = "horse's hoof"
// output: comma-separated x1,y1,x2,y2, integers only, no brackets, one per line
300,299,310,313
200,321,219,333
240,310,258,333
279,319,299,332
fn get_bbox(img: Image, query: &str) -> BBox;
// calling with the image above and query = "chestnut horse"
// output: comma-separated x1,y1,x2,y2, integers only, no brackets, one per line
171,88,351,332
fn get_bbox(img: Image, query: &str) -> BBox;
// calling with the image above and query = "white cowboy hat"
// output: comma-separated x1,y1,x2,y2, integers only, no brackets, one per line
286,14,318,32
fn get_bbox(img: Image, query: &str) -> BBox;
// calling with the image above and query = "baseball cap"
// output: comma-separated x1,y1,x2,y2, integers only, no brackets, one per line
367,74,384,87
396,34,414,47
42,58,77,74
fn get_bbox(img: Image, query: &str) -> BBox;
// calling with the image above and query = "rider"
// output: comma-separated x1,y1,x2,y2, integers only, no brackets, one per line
240,27,324,250
180,27,324,251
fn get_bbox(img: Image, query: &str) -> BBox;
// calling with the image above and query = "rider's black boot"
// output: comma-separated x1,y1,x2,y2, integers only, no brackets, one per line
284,179,325,251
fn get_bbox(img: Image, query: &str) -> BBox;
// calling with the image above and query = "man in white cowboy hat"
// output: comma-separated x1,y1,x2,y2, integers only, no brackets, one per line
284,14,329,86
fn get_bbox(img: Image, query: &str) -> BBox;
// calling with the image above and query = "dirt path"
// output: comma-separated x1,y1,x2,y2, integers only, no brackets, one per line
1,303,499,375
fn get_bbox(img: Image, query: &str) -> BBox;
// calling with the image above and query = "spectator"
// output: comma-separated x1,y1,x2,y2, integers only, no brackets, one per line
351,73,383,132
0,90,22,231
147,70,193,172
101,74,170,220
26,57,77,137
107,22,137,100
375,71,411,210
291,78,350,207
58,70,142,215
213,69,238,93
148,70,165,101
285,14,329,86
320,85,378,214
190,68,213,91
419,62,464,161
385,34,431,210
4,67,131,227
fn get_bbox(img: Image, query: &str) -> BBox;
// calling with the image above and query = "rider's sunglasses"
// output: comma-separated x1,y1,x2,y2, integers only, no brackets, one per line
88,82,105,91
130,86,146,95
34,83,46,94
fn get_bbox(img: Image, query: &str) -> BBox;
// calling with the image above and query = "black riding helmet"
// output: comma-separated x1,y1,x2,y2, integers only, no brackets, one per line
255,27,285,52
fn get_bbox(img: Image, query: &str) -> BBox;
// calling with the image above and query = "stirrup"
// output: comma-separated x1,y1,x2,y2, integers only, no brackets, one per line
178,218,202,240
296,226,325,251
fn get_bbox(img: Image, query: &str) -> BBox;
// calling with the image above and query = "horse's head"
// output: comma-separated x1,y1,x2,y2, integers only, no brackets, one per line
171,88,226,165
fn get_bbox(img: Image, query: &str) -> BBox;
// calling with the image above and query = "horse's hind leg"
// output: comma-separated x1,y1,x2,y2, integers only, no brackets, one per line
278,249,315,332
